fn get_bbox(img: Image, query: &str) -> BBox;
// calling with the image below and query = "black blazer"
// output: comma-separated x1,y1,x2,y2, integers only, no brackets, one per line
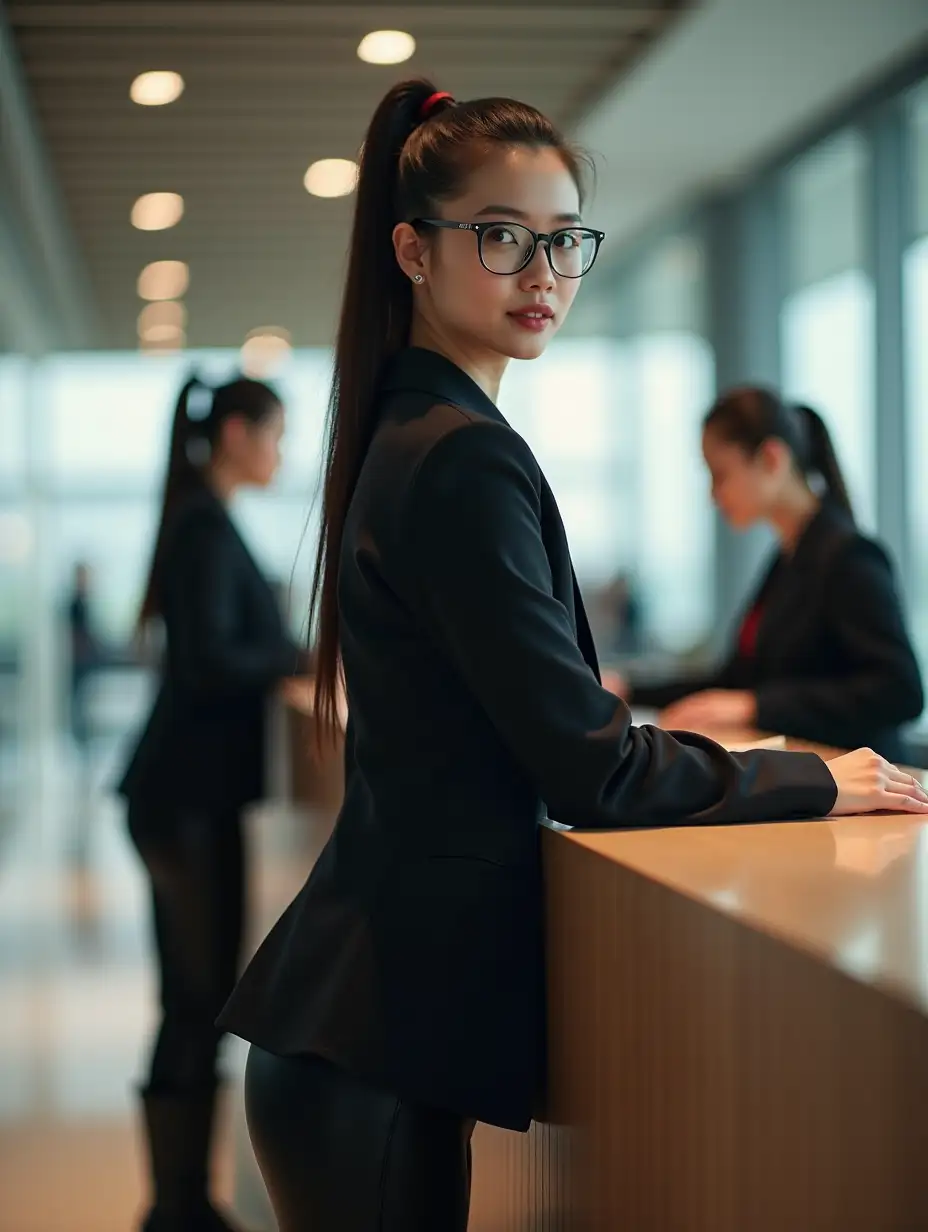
633,504,924,763
119,487,303,814
218,348,837,1131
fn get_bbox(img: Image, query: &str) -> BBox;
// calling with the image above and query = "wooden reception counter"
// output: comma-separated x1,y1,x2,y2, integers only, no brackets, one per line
469,740,928,1232
236,722,928,1231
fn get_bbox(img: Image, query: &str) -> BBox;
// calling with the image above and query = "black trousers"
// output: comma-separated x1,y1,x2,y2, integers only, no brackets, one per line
245,1047,475,1232
128,801,245,1092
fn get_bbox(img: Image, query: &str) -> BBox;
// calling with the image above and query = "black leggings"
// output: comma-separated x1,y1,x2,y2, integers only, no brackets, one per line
128,801,245,1092
245,1047,475,1232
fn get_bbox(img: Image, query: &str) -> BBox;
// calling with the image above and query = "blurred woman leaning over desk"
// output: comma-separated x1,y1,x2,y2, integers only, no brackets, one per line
615,387,924,763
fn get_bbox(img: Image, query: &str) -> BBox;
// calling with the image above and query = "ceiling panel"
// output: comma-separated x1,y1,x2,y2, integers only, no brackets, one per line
8,0,687,350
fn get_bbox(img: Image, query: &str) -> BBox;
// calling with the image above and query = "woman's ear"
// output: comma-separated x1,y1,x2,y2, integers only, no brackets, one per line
758,436,792,478
217,413,249,460
393,222,428,284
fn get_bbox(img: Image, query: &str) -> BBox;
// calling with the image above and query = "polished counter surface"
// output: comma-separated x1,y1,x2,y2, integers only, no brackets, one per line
559,726,928,1018
562,809,928,1018
235,715,928,1230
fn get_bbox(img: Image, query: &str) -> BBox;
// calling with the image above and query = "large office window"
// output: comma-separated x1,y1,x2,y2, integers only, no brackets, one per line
905,81,928,705
0,359,29,811
36,350,329,646
0,348,333,758
498,336,633,586
780,129,876,530
616,232,715,655
0,357,27,489
0,356,29,649
41,353,183,491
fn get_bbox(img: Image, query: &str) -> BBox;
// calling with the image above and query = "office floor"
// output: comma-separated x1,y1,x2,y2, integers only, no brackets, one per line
0,741,241,1232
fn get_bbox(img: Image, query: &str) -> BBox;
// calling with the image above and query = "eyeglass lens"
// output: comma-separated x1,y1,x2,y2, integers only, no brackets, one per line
479,223,597,277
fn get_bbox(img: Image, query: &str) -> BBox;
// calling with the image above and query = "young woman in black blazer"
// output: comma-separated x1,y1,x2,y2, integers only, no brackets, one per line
120,376,307,1232
625,388,924,762
218,81,928,1231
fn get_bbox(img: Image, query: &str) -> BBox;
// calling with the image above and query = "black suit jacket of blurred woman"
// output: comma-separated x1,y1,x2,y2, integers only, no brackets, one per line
633,503,924,763
218,348,838,1132
119,486,303,814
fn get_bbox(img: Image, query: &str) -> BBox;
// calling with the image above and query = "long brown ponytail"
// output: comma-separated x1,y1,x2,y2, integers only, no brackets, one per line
794,402,854,520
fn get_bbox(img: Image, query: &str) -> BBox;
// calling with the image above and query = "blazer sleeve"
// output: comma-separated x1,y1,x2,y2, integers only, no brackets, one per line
405,421,837,829
754,537,925,736
171,515,304,695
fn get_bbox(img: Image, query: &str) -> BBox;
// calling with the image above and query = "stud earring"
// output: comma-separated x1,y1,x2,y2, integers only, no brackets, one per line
413,274,424,284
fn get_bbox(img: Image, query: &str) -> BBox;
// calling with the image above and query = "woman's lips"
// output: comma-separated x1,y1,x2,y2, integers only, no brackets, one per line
507,308,554,333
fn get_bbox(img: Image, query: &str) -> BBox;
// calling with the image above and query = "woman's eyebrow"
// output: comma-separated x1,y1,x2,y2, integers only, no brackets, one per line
474,204,583,223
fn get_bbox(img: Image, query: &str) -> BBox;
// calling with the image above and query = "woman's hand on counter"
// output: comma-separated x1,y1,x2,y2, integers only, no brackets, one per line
827,749,928,816
660,689,757,729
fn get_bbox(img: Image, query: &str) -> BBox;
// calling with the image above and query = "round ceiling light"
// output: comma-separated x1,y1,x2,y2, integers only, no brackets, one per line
131,191,184,231
137,299,186,332
138,301,187,342
241,326,293,377
357,30,416,65
304,158,358,198
137,260,189,301
140,327,186,353
130,70,184,106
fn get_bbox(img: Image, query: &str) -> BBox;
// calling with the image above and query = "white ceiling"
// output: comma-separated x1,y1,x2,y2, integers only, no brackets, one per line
577,0,928,247
7,0,687,350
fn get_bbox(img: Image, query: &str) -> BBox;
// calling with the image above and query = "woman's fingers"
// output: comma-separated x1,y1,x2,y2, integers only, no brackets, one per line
882,766,928,797
883,776,928,802
876,786,928,813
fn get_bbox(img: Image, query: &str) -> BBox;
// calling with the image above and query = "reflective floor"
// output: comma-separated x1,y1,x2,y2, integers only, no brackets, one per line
0,739,238,1232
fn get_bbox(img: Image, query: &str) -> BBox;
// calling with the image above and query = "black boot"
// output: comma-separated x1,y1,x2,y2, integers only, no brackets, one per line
139,1087,247,1231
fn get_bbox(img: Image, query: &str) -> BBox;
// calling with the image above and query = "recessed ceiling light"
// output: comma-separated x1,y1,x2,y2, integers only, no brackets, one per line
304,158,358,198
138,301,187,342
241,327,293,377
138,300,186,330
130,70,184,106
131,192,184,231
357,30,416,65
141,324,184,344
140,328,186,354
137,260,189,301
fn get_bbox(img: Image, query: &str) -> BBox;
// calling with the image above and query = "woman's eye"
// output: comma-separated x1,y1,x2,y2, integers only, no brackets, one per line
486,226,518,245
553,231,581,249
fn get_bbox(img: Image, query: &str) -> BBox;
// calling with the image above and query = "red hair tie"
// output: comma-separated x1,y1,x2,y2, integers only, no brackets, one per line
420,91,454,121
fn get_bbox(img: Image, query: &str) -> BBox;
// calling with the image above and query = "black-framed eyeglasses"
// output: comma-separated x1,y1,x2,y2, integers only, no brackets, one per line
414,219,605,278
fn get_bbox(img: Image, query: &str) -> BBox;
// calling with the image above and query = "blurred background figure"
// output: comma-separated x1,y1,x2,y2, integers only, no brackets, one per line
623,388,924,760
118,375,308,1232
62,559,106,863
65,561,103,753
600,570,645,657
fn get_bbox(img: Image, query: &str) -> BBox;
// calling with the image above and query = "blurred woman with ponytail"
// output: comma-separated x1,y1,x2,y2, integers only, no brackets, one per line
218,84,928,1231
119,374,308,1232
626,386,923,759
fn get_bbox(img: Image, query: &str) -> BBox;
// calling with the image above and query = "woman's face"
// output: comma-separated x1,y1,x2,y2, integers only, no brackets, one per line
701,426,791,529
221,404,285,488
398,146,586,363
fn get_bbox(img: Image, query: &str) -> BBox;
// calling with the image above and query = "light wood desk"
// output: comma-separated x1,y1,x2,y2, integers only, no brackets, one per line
470,734,928,1231
236,720,928,1230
